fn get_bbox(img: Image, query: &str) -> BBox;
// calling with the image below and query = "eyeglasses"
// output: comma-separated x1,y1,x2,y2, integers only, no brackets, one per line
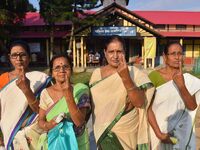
10,52,28,59
52,65,71,72
167,52,184,57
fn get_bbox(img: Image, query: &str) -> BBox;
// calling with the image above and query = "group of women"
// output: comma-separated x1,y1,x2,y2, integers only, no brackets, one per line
0,36,200,150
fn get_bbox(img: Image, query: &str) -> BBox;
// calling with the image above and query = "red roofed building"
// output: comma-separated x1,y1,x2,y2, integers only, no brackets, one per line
11,12,72,66
70,3,200,68
9,3,200,68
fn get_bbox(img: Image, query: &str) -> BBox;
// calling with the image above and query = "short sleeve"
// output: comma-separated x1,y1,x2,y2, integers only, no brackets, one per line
39,89,52,111
0,72,9,90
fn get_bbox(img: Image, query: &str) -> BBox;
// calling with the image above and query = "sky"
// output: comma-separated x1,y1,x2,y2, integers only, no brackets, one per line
29,0,200,11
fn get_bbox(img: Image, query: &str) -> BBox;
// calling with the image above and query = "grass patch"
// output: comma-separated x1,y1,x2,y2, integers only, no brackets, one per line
71,72,92,85
184,69,200,78
29,67,93,85
188,72,200,78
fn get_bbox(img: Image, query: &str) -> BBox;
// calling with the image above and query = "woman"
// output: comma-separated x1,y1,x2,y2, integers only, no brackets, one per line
0,40,50,149
38,55,90,150
89,35,154,150
148,42,200,149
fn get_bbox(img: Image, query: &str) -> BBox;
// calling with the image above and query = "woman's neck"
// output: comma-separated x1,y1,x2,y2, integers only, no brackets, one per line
160,66,179,81
101,65,117,78
54,81,71,90
165,66,179,74
9,69,26,79
12,68,29,75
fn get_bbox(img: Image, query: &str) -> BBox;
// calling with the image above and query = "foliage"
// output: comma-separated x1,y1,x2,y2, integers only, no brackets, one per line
0,0,36,40
40,0,101,24
39,0,102,51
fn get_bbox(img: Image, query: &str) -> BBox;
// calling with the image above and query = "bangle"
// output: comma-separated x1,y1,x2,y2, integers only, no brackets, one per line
29,100,37,105
127,86,138,92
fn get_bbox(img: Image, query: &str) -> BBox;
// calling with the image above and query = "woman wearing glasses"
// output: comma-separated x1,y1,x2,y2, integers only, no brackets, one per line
38,55,90,150
0,40,50,149
148,42,200,149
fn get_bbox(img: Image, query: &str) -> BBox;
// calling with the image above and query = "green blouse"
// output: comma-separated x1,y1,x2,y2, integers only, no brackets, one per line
148,70,166,88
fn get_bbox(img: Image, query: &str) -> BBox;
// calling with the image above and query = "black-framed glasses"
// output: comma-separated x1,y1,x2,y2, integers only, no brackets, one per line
10,52,28,59
52,65,71,72
167,52,184,57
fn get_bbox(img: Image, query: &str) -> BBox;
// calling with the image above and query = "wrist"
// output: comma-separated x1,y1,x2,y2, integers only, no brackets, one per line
126,86,138,93
156,132,163,139
176,83,186,91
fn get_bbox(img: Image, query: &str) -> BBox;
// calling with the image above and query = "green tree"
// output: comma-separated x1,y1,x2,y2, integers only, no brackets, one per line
39,0,102,58
0,0,36,41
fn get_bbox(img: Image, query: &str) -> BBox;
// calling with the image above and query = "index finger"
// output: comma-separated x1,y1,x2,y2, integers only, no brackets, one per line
122,54,126,64
179,61,183,73
20,66,25,79
119,54,126,65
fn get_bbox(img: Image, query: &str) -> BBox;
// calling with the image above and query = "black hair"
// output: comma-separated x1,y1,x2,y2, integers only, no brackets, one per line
104,35,126,51
163,42,182,55
49,54,72,75
9,40,30,56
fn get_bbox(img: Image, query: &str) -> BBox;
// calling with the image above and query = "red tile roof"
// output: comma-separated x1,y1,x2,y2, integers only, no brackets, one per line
159,31,200,37
23,12,71,26
134,11,200,25
24,11,200,26
13,31,69,38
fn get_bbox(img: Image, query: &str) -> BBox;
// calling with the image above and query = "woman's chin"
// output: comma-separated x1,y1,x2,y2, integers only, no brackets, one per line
109,63,119,68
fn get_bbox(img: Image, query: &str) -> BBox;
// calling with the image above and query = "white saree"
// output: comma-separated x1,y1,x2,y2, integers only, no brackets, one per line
0,71,49,150
150,73,200,150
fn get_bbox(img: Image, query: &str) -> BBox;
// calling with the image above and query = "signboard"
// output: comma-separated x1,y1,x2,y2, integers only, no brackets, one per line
92,26,136,36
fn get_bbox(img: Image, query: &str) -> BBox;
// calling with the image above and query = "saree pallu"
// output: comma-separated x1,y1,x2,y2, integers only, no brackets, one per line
0,71,50,150
150,73,200,150
38,83,90,150
90,66,155,150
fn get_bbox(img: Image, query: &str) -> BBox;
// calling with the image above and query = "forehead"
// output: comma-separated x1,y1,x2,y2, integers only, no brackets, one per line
107,40,123,50
168,44,182,52
10,45,26,53
53,57,69,66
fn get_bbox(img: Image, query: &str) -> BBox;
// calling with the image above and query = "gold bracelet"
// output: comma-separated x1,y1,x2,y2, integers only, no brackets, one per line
127,86,138,92
29,100,37,105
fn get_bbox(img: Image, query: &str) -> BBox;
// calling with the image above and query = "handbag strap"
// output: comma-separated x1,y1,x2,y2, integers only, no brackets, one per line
97,105,126,145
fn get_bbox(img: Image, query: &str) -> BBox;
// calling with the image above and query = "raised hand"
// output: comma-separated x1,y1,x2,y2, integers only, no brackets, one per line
16,66,30,92
61,74,73,97
173,61,185,89
117,54,130,79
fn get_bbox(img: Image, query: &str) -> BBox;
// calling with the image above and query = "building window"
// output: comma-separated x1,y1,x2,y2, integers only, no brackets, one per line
176,25,186,30
154,25,165,30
